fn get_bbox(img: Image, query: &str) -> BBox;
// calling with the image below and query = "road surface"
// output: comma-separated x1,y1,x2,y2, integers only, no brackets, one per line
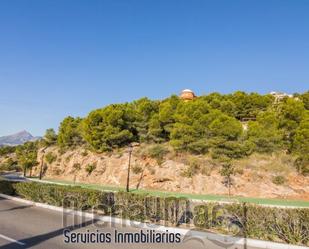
0,172,28,182
0,196,264,249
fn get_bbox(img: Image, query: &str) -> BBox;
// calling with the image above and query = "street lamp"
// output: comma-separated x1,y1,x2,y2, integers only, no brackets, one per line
126,142,139,192
126,144,133,192
39,147,47,180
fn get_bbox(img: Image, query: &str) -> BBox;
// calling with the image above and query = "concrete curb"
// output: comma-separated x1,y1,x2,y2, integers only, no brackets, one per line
28,178,70,186
0,193,308,249
190,198,309,209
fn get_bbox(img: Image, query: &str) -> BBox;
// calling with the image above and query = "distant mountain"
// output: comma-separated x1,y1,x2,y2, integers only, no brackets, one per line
0,130,40,146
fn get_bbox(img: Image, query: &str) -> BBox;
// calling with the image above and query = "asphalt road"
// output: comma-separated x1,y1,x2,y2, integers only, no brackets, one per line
0,172,28,182
0,197,264,249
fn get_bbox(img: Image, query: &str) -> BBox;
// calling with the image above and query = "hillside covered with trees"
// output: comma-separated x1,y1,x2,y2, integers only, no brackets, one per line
54,91,309,174
1,91,309,199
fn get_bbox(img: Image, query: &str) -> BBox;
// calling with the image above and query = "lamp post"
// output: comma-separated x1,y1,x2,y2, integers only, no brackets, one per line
39,147,47,180
126,144,133,192
125,142,139,192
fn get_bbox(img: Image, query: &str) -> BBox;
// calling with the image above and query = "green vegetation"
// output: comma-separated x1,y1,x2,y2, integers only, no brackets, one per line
47,91,308,175
299,91,309,110
0,179,308,246
220,160,235,196
181,156,205,177
132,164,143,174
144,144,169,165
7,91,301,176
272,175,286,185
85,163,96,175
15,142,38,177
72,163,81,171
42,128,57,146
0,146,16,156
45,152,57,164
81,150,88,157
194,203,309,246
292,111,309,174
57,116,83,148
247,111,283,153
81,105,135,152
0,158,18,171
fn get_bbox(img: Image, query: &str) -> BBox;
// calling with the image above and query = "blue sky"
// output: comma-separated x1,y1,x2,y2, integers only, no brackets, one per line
0,0,309,136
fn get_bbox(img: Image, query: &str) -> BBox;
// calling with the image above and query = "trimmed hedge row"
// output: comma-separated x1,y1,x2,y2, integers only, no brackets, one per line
0,180,15,195
0,180,308,246
194,203,309,246
0,180,189,224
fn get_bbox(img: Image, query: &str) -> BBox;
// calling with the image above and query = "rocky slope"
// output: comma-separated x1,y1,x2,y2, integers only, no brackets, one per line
32,145,309,201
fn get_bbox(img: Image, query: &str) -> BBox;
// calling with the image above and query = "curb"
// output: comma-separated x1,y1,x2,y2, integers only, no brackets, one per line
0,193,308,249
190,198,309,209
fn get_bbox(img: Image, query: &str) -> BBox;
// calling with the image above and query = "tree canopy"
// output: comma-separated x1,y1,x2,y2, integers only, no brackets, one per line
49,91,309,173
16,141,38,177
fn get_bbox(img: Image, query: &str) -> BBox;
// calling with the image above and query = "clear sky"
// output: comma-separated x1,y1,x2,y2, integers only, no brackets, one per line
0,0,309,136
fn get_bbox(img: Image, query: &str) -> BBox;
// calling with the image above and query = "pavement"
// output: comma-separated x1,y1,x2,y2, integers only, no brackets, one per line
0,172,28,182
0,196,264,249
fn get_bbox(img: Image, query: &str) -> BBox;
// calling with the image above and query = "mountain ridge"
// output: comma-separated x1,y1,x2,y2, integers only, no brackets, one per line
0,130,40,146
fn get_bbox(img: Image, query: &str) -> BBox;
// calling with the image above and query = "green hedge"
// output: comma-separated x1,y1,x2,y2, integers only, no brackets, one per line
0,180,308,246
193,203,309,246
0,180,16,195
0,180,189,225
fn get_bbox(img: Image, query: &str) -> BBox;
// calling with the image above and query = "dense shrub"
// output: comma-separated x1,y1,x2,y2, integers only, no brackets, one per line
81,104,136,152
73,163,81,171
272,175,286,185
0,146,16,156
181,157,204,178
0,158,18,171
85,163,96,175
194,203,309,246
211,140,253,159
42,128,57,146
294,155,309,175
132,164,143,174
247,111,283,153
81,150,88,157
13,181,108,209
0,180,189,224
58,116,84,148
45,152,57,164
0,180,15,195
145,144,169,165
292,112,309,175
15,141,38,177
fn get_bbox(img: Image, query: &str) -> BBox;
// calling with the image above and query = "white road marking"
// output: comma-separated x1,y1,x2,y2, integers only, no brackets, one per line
0,233,25,246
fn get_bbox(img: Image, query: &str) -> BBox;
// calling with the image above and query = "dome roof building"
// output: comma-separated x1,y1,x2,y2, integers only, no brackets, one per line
180,89,196,101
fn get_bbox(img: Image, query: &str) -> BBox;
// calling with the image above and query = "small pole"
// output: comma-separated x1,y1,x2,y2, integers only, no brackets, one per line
23,166,26,177
243,202,248,249
126,144,133,192
39,147,46,180
228,176,231,197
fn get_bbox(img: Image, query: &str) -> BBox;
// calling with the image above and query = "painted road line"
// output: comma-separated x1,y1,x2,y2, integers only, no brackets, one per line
0,233,25,246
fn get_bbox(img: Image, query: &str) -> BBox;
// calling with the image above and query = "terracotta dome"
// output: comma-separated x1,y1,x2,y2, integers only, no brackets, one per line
180,89,196,101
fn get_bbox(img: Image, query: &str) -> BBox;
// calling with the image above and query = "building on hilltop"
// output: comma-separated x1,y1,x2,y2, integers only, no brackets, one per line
270,91,293,103
180,89,196,101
